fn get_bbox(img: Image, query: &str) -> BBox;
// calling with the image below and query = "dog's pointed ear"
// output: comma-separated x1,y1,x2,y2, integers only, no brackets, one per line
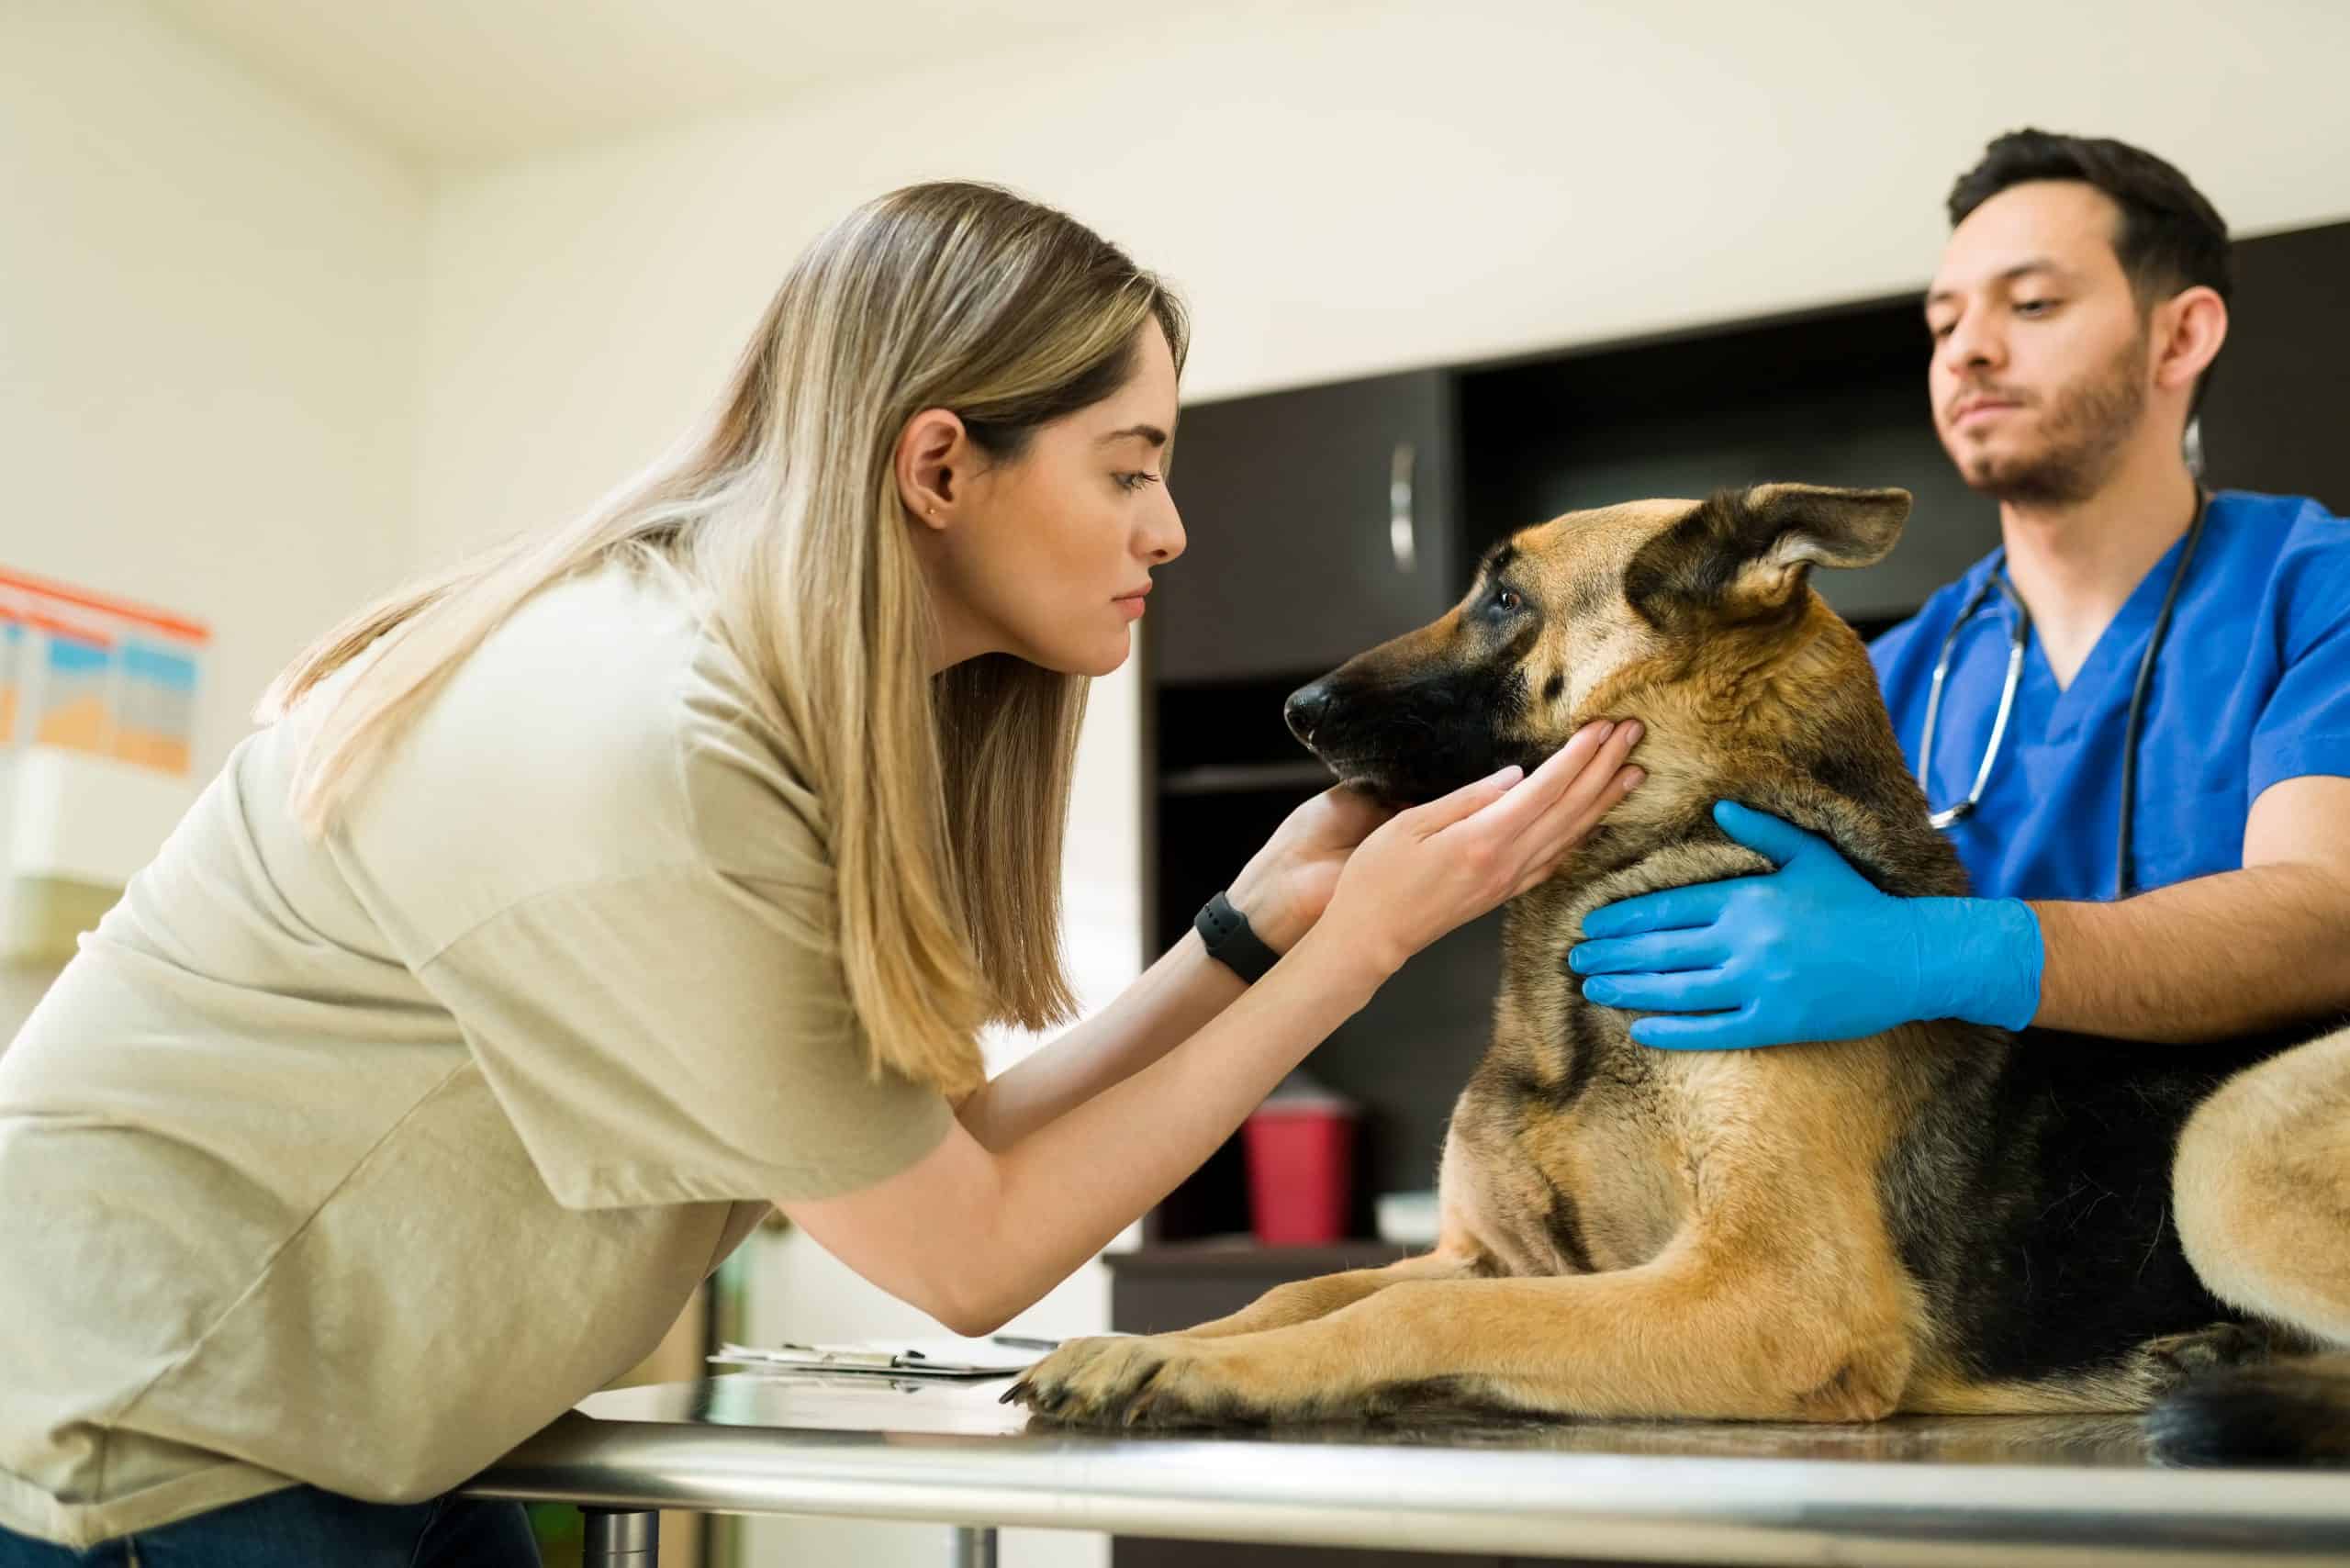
1628,484,1911,623
1715,484,1912,611
1740,483,1910,575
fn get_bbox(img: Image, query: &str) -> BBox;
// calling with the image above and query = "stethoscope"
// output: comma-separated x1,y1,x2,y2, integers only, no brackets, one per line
1915,490,2211,901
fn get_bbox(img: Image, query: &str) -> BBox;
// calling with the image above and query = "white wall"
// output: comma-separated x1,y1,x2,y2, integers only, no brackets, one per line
1,1,428,775
408,7,2350,1561
0,0,427,1035
410,0,2350,564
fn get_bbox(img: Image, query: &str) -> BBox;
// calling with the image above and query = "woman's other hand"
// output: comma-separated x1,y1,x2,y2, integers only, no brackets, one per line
1225,784,1398,952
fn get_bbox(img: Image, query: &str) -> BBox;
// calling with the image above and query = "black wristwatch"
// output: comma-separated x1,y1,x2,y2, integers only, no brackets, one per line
1194,890,1281,984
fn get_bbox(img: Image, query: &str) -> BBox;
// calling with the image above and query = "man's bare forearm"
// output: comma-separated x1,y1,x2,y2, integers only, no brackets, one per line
2030,862,2350,1041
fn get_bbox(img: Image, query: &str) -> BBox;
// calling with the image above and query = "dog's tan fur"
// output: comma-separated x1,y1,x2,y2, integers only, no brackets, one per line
1011,485,2332,1436
2176,1030,2350,1344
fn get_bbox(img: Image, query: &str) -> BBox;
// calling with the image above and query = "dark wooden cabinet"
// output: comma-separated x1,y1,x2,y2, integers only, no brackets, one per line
2199,222,2350,511
1121,222,2348,1566
1141,221,2350,1253
1155,370,1460,685
1141,294,2022,1253
1108,1241,1414,1336
1454,295,2002,628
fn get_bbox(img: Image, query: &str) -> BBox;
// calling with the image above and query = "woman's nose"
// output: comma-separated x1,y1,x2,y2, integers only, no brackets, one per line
1147,498,1186,565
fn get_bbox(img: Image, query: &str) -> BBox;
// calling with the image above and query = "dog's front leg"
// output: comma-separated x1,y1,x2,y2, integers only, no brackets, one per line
1177,1247,1484,1339
1013,1244,1911,1428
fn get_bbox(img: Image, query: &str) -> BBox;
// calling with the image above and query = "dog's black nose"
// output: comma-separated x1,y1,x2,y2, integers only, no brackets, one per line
1284,683,1332,744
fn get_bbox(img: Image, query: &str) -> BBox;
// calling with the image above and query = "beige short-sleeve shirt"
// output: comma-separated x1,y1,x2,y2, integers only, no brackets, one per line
0,562,952,1547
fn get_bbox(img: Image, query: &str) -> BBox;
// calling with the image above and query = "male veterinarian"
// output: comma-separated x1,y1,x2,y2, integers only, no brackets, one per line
1568,130,2350,1330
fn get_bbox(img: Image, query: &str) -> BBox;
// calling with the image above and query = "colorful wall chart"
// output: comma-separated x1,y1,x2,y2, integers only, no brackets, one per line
0,567,211,776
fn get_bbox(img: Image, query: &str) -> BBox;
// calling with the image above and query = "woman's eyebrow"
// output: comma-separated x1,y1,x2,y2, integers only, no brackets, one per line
1095,424,1169,448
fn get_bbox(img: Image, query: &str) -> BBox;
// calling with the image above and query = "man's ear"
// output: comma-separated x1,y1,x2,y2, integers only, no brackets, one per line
2154,285,2228,398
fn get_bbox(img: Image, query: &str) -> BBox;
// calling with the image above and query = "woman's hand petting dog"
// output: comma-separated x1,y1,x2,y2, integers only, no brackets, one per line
1312,719,1644,981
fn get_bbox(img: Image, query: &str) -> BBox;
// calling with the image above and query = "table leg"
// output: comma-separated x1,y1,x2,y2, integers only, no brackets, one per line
582,1506,659,1567
952,1524,998,1568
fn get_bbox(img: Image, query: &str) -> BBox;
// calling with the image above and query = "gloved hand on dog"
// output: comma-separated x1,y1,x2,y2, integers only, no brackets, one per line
1566,801,2043,1049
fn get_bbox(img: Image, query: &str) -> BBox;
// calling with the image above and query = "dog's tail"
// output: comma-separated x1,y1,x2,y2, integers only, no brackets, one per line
2148,1352,2350,1464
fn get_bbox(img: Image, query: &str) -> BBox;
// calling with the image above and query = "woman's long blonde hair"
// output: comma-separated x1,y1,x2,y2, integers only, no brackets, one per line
262,182,1189,1098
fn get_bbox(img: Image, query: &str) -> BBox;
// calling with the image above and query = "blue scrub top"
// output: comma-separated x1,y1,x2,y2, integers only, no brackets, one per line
1869,490,2350,902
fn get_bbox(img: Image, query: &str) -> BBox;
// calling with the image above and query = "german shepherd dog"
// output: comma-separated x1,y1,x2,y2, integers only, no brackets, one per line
1010,484,2350,1456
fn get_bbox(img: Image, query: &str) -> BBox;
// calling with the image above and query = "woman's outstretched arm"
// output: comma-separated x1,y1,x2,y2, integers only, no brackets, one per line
784,723,1642,1335
950,782,1392,1152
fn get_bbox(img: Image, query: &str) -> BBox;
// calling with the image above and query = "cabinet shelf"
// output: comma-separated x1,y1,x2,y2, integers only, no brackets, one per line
1158,761,1333,797
1106,1238,1413,1277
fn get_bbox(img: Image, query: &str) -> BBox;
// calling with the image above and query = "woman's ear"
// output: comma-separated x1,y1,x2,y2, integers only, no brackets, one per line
896,408,969,532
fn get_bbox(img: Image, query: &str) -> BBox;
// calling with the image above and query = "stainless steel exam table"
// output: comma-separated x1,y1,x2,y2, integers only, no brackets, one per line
464,1372,2350,1566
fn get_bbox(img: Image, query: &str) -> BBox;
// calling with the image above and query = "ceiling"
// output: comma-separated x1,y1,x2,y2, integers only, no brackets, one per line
151,0,1164,170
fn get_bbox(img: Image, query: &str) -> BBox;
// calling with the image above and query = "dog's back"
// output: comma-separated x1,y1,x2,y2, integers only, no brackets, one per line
1883,1025,2293,1408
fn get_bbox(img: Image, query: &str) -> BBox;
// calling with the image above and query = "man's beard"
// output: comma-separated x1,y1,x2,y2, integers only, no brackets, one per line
1950,330,2150,506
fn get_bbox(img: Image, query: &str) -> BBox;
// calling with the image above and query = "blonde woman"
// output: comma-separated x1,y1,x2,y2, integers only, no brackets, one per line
0,183,1644,1567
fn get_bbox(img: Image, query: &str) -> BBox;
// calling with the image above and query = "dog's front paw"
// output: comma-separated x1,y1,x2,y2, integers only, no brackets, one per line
1003,1334,1262,1428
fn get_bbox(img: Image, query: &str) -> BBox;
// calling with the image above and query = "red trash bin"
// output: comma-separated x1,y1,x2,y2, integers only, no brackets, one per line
1243,1081,1360,1245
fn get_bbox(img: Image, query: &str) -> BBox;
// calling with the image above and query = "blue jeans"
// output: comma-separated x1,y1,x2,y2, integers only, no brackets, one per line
0,1484,541,1567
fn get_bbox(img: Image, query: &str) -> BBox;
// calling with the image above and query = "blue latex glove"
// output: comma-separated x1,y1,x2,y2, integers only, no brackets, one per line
1566,801,2043,1049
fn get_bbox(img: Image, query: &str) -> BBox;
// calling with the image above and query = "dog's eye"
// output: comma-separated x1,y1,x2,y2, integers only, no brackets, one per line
1495,588,1522,612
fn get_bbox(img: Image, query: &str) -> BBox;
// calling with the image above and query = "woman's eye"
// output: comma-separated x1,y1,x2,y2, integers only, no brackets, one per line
1116,472,1161,493
2016,298,2055,317
1496,588,1522,612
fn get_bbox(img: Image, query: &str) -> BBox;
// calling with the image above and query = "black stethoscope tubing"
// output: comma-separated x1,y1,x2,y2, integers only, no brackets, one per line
1916,491,2212,901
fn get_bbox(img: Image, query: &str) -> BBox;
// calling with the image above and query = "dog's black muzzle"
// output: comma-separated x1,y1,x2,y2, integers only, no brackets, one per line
1284,664,1527,805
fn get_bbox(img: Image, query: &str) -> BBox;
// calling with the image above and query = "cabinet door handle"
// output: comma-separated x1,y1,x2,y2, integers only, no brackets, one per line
1388,442,1417,574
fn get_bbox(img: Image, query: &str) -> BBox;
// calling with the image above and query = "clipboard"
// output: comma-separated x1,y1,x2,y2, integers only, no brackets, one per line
709,1335,1062,1380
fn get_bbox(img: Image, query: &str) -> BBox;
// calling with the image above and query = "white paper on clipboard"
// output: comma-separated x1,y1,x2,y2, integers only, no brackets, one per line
709,1336,1059,1379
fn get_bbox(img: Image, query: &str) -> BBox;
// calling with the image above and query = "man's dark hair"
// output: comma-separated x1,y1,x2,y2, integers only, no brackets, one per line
1948,129,2232,414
